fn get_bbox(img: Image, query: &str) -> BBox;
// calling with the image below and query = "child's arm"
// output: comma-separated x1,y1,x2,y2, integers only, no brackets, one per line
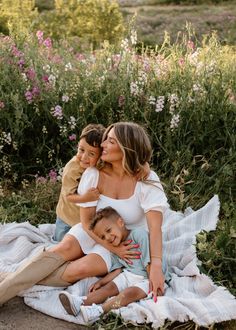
66,188,100,204
89,268,122,293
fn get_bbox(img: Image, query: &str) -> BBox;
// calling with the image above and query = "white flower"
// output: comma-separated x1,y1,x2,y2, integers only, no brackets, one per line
42,126,48,134
48,74,56,87
148,96,156,105
130,82,140,96
130,30,137,45
43,64,51,73
121,38,129,51
193,83,201,92
62,95,69,102
68,116,76,130
21,73,27,81
188,50,200,66
138,71,147,85
170,114,180,130
65,62,72,71
155,96,165,112
1,132,12,145
168,94,179,113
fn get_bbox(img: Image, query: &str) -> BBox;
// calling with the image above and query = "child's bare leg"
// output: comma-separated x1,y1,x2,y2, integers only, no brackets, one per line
83,281,119,305
102,286,146,313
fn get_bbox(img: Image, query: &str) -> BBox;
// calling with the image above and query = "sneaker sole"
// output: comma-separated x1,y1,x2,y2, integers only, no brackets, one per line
59,293,77,316
80,305,89,323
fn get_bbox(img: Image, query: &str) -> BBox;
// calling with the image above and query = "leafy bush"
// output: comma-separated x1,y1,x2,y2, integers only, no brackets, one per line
34,0,124,48
0,0,124,49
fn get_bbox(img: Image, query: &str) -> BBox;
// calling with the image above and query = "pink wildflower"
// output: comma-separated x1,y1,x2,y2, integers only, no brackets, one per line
49,169,57,182
76,53,86,61
36,31,44,44
26,68,36,81
178,58,185,66
0,101,5,109
11,45,23,58
17,59,25,69
43,37,52,48
42,75,49,83
187,40,195,50
51,105,63,119
25,90,33,103
35,176,47,184
69,134,77,141
32,86,40,97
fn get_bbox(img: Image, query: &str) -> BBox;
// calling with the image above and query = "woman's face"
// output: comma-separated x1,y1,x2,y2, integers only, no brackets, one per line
101,128,123,163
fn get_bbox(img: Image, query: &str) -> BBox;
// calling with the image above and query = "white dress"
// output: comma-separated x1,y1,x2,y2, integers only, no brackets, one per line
68,167,169,271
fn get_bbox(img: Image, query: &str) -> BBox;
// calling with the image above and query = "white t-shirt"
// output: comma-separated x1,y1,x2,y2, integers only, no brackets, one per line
77,167,169,231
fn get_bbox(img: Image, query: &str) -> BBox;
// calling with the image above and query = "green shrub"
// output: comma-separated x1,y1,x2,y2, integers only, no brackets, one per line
0,0,124,49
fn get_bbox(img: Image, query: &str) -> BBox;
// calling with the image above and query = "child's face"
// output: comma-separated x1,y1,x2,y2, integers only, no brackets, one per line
76,138,101,169
93,217,126,247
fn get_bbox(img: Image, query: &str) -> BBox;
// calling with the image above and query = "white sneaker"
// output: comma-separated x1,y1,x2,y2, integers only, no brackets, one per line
80,304,103,324
59,291,84,316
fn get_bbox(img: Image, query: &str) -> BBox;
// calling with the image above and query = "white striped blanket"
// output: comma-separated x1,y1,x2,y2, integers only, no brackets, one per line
0,195,235,327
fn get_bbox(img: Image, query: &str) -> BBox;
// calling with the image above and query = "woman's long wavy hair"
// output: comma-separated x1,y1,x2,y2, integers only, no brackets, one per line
102,122,153,176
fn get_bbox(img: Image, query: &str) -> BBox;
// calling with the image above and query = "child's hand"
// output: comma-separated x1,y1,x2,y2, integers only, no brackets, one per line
135,162,150,181
83,187,100,202
89,281,102,293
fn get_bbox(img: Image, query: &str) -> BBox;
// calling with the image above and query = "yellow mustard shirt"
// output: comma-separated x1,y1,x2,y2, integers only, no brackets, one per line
56,156,84,226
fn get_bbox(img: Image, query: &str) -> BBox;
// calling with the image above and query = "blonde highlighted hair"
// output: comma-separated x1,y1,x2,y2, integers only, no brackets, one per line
102,122,152,175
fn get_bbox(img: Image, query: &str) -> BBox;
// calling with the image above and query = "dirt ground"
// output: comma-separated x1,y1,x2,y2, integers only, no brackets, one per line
0,297,88,330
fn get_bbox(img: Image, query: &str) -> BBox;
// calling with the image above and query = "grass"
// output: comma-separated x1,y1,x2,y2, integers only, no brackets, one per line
121,1,236,46
35,1,236,46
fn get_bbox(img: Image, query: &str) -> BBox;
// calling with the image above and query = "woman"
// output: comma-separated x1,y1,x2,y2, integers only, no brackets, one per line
0,122,169,305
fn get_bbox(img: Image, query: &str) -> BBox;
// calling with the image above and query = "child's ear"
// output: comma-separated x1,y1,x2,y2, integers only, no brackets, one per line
117,217,125,227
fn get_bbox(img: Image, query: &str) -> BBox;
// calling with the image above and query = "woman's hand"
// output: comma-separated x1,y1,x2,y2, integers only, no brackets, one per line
149,258,165,302
112,240,141,264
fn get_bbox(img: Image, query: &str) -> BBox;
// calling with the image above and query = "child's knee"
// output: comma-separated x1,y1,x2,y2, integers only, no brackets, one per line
122,287,146,301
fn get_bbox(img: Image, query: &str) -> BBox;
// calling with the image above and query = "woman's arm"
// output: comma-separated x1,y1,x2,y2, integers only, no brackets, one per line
146,210,165,302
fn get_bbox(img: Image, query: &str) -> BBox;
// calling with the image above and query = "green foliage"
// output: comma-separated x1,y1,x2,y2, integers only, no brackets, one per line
0,0,38,36
0,0,124,49
0,179,60,225
196,201,236,295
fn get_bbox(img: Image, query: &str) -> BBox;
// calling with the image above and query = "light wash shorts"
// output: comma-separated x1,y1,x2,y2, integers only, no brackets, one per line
54,217,71,242
68,223,112,272
112,269,149,295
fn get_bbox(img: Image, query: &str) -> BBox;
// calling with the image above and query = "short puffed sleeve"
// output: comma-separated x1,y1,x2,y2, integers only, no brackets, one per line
139,170,169,214
76,167,99,207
